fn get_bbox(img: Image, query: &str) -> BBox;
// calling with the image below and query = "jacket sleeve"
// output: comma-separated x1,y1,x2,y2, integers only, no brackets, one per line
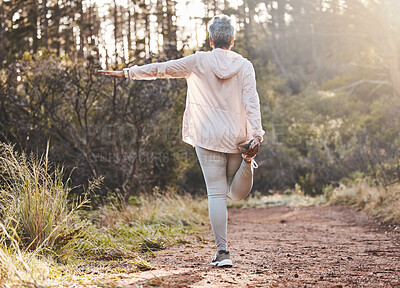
242,61,265,141
128,54,196,80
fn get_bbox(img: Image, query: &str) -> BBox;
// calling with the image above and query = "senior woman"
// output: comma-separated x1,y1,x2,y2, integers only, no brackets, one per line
98,15,265,267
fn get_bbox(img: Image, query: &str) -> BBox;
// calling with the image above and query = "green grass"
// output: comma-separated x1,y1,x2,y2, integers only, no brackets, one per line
0,141,209,287
73,192,208,262
1,192,208,287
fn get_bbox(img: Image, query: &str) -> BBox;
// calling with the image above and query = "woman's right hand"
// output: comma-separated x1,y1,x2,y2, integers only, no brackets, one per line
97,70,125,78
250,137,261,149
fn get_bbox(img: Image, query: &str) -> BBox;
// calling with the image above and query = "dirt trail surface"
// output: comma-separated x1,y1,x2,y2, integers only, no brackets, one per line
115,206,400,287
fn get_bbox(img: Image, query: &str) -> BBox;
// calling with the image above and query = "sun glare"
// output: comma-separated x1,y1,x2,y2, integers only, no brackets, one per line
92,0,244,64
94,0,209,63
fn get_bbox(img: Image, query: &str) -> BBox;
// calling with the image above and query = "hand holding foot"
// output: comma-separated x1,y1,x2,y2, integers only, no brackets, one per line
238,138,260,158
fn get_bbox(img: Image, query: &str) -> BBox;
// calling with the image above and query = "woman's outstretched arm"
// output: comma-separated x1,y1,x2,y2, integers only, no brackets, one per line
97,54,197,80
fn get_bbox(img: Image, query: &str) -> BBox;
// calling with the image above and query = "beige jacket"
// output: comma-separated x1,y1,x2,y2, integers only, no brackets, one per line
128,48,265,153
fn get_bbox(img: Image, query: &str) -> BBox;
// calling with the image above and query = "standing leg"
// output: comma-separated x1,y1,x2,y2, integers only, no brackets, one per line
195,146,228,252
227,154,255,201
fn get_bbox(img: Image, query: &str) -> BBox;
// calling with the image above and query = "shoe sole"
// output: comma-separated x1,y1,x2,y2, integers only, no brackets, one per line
210,259,233,267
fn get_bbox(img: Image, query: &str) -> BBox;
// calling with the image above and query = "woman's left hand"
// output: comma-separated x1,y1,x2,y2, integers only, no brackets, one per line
250,137,261,149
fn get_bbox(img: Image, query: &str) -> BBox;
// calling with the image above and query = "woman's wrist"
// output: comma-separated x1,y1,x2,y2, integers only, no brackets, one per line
123,68,129,78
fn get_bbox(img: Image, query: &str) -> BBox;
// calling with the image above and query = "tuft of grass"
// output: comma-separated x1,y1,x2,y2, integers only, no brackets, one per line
0,142,91,252
0,222,58,287
0,142,96,286
130,257,154,271
329,181,400,224
139,235,167,253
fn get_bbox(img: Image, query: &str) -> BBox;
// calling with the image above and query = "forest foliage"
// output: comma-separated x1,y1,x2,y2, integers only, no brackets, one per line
0,0,399,198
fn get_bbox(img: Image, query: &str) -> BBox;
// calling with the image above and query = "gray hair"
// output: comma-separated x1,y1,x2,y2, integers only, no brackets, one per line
208,15,235,48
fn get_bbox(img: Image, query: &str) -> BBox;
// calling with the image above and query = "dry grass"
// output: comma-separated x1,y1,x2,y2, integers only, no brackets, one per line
330,181,400,224
0,141,209,287
0,142,91,251
0,191,209,287
95,189,208,230
0,142,95,287
228,181,400,226
228,187,326,209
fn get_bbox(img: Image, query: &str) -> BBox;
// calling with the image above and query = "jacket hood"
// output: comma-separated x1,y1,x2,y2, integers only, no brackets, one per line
209,49,245,79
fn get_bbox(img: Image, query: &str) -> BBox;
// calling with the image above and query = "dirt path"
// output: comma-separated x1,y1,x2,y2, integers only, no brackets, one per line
115,205,400,287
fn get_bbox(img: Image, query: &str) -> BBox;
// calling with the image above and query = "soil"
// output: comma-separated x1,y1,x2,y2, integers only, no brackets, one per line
114,205,400,288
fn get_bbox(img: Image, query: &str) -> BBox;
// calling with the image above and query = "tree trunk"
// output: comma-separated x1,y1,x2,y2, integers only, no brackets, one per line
0,0,5,68
128,0,132,60
113,0,119,65
145,10,150,55
213,0,217,16
77,0,84,58
41,0,49,50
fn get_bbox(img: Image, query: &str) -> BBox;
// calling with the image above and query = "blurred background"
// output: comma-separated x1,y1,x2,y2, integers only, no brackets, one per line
1,0,399,201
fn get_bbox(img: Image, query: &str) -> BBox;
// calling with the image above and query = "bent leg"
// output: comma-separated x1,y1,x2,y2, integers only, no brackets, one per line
227,154,254,201
195,146,228,251
226,153,242,186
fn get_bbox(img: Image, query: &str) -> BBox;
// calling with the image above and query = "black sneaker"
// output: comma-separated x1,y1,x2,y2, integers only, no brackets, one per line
210,250,233,267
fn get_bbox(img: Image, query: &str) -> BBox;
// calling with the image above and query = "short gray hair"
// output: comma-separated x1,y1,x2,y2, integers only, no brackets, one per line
208,15,235,48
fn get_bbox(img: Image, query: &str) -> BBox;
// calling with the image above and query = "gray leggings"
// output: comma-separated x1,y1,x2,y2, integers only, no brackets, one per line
195,146,254,251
